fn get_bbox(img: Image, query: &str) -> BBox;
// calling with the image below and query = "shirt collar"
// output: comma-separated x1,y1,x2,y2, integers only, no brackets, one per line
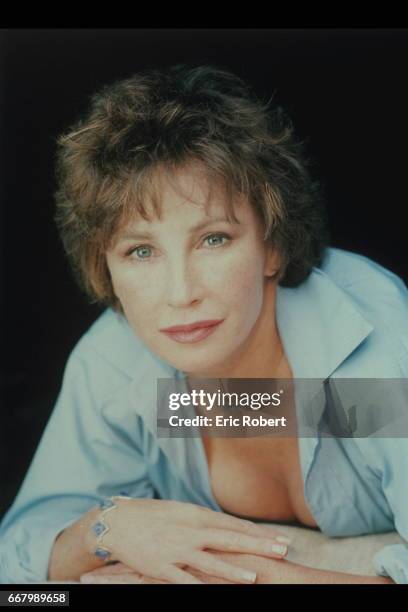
275,266,374,380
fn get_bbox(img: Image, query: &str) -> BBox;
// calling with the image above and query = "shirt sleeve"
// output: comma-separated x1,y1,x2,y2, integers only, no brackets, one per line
359,436,408,584
0,339,155,584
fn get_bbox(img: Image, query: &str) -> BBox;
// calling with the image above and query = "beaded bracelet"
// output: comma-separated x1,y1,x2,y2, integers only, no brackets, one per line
90,494,133,563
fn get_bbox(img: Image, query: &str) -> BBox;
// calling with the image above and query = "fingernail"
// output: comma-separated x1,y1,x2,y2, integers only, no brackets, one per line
240,570,257,583
270,543,287,555
276,535,291,544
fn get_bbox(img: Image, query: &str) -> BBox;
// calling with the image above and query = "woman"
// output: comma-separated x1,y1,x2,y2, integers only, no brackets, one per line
0,64,407,585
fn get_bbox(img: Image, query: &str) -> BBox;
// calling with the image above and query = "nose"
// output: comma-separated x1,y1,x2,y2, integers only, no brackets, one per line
165,255,201,309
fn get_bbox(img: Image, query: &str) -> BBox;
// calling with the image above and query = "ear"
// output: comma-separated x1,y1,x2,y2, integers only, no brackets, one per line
263,243,281,279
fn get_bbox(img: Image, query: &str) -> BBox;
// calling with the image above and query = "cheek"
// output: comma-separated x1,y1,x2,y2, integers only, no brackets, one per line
217,252,265,305
120,291,160,345
110,268,160,326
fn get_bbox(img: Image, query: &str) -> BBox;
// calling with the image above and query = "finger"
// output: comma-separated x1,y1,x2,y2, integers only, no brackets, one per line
81,572,170,584
244,523,292,544
188,551,257,584
161,566,204,584
203,509,258,533
204,511,291,544
136,574,171,584
184,565,235,584
200,529,288,558
80,573,144,584
221,517,291,544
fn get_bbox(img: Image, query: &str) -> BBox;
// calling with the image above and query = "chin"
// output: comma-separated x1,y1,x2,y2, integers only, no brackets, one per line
159,350,225,377
179,355,233,378
150,330,238,376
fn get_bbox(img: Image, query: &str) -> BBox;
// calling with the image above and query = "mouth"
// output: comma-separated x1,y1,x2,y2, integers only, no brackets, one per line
160,320,224,344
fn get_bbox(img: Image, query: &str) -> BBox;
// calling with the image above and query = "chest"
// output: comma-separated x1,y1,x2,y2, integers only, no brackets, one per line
201,434,319,529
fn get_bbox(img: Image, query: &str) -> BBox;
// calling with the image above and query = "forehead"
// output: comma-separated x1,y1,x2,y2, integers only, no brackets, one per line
117,160,253,233
148,161,241,218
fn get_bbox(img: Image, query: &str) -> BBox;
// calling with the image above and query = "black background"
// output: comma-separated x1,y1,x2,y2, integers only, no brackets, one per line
1,28,407,517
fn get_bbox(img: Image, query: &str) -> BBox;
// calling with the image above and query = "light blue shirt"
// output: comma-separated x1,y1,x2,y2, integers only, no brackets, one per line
1,247,408,584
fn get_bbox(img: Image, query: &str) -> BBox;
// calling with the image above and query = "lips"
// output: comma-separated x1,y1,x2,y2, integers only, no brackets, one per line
160,319,224,333
160,319,224,344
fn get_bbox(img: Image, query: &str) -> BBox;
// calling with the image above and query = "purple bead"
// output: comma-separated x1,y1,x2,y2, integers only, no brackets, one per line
100,498,115,510
92,521,107,537
94,547,111,560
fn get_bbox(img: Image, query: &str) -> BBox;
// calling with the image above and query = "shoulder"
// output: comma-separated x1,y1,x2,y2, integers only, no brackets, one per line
320,247,407,299
317,251,408,478
63,308,174,399
320,247,408,333
318,247,408,374
71,308,144,371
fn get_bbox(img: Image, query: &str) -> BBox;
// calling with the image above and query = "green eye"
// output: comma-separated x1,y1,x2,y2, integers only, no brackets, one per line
204,233,231,247
134,245,152,259
126,232,232,262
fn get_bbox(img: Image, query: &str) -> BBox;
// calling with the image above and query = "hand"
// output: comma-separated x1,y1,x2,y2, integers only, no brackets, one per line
81,552,396,585
81,562,170,584
80,553,296,584
81,559,243,584
90,499,290,584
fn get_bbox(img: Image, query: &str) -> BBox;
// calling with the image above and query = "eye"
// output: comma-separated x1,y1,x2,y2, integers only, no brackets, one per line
126,245,153,260
124,232,232,262
202,233,231,248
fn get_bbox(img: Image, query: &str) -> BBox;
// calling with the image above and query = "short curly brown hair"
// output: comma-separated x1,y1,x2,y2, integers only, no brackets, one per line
54,63,330,313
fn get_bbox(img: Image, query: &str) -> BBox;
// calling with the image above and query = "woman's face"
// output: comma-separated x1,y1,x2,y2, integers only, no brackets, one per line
106,163,281,377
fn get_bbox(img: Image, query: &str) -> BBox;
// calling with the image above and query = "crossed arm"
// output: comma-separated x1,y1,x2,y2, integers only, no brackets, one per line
80,552,394,584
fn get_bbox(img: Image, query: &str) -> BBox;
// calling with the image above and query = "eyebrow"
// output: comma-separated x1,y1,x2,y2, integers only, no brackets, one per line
117,215,238,242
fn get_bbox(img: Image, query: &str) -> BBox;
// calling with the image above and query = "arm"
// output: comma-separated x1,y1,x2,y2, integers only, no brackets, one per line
80,554,394,584
208,554,395,584
0,336,155,584
364,438,408,585
48,505,106,582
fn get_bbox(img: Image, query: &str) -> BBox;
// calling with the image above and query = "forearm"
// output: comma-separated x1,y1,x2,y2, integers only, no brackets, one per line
48,505,106,582
286,564,394,585
80,555,396,584
188,553,395,584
